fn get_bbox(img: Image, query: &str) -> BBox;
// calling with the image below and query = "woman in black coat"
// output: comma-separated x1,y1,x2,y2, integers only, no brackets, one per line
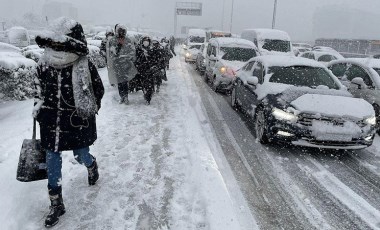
135,36,158,104
33,17,104,228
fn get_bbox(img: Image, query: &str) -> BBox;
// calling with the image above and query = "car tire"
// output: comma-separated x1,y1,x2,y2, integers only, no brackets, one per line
231,86,239,109
203,71,209,83
255,107,270,144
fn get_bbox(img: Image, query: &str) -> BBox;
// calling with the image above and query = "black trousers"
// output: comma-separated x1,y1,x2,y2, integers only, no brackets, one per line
142,75,154,102
118,81,129,99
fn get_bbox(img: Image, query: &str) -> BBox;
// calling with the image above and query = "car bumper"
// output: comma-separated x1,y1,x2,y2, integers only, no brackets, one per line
215,75,234,90
269,119,375,149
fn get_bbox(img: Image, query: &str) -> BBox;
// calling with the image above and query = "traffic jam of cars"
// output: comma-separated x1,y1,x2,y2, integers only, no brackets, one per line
183,28,379,150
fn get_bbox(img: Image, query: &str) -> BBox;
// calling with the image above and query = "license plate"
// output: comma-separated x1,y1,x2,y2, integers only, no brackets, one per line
316,133,352,142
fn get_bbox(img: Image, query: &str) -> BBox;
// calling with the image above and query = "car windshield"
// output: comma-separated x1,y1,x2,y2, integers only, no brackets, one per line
220,47,256,62
262,39,291,52
189,45,201,50
268,66,339,89
189,36,205,43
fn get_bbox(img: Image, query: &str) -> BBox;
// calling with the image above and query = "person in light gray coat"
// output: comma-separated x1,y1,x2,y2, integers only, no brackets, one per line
108,24,137,104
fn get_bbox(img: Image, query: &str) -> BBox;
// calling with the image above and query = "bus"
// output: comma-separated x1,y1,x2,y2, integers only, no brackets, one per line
315,38,380,58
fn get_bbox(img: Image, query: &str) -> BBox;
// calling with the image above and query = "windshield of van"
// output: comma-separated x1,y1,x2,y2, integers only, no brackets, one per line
220,47,257,62
189,36,205,43
262,39,291,52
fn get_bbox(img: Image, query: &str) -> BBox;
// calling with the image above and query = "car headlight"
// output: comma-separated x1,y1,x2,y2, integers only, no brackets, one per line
272,108,298,122
364,115,376,125
185,52,191,57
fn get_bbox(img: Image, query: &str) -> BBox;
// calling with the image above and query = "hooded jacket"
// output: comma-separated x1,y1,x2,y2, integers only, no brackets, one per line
107,25,137,83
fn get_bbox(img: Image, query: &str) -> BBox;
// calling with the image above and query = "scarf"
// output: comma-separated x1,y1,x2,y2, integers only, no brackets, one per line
42,50,98,118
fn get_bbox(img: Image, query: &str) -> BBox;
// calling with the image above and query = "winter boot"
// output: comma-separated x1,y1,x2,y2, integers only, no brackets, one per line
118,97,125,104
87,158,99,186
45,190,65,228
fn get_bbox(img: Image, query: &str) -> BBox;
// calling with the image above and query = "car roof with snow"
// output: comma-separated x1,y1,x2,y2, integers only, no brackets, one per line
249,55,327,68
303,50,345,59
329,58,380,69
209,37,257,48
243,28,291,41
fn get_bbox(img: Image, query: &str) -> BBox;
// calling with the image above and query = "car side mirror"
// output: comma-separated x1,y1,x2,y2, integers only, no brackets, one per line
247,76,259,86
350,77,367,90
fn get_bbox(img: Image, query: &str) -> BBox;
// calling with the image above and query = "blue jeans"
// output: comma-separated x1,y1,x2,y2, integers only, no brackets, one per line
46,147,94,193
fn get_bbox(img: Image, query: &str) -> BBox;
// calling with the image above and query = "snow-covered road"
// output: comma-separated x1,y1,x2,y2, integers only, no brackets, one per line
0,55,257,229
3,51,380,230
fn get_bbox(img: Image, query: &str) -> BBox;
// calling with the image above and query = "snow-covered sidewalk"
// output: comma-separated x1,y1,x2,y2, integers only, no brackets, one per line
0,56,255,229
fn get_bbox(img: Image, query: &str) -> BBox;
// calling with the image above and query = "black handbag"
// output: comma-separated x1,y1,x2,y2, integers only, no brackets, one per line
16,119,48,182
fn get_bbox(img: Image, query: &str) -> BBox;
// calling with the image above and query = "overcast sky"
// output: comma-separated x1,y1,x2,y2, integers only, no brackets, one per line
0,0,379,41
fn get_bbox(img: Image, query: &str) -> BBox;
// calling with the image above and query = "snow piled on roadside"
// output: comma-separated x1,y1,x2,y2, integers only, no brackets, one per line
0,56,247,229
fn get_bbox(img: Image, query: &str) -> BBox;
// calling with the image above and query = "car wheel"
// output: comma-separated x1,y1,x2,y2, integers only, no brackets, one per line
255,107,270,144
231,86,239,109
203,71,209,83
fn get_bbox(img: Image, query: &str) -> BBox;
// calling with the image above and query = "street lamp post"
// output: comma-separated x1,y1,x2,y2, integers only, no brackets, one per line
272,0,278,29
230,0,235,32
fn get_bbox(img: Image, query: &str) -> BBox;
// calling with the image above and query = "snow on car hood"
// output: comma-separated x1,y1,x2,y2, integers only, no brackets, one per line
290,94,374,119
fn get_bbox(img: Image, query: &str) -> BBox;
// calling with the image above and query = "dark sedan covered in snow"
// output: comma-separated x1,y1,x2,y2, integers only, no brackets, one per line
230,56,377,149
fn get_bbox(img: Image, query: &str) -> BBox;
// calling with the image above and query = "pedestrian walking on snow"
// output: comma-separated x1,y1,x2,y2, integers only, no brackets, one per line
34,17,104,228
151,39,166,92
135,36,159,104
107,24,137,104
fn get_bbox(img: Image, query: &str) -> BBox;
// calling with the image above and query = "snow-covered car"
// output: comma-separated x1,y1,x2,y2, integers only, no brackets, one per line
312,46,339,53
300,50,344,65
328,58,380,133
241,29,293,56
230,56,376,149
86,39,102,48
88,44,106,68
184,44,202,63
195,43,207,74
292,42,312,56
204,37,259,92
92,31,107,40
7,26,30,48
0,42,37,100
21,45,44,62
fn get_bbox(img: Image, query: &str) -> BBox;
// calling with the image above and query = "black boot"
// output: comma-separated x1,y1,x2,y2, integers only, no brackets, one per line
45,190,65,228
87,158,99,186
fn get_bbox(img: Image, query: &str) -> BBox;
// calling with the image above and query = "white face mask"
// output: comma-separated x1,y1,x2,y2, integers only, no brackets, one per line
143,41,150,47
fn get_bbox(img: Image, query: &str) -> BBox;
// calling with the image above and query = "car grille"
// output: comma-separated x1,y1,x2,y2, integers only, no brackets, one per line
298,114,345,127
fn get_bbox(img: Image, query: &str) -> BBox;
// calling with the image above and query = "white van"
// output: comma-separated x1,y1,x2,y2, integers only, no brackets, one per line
8,27,30,48
186,29,206,46
241,29,293,56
